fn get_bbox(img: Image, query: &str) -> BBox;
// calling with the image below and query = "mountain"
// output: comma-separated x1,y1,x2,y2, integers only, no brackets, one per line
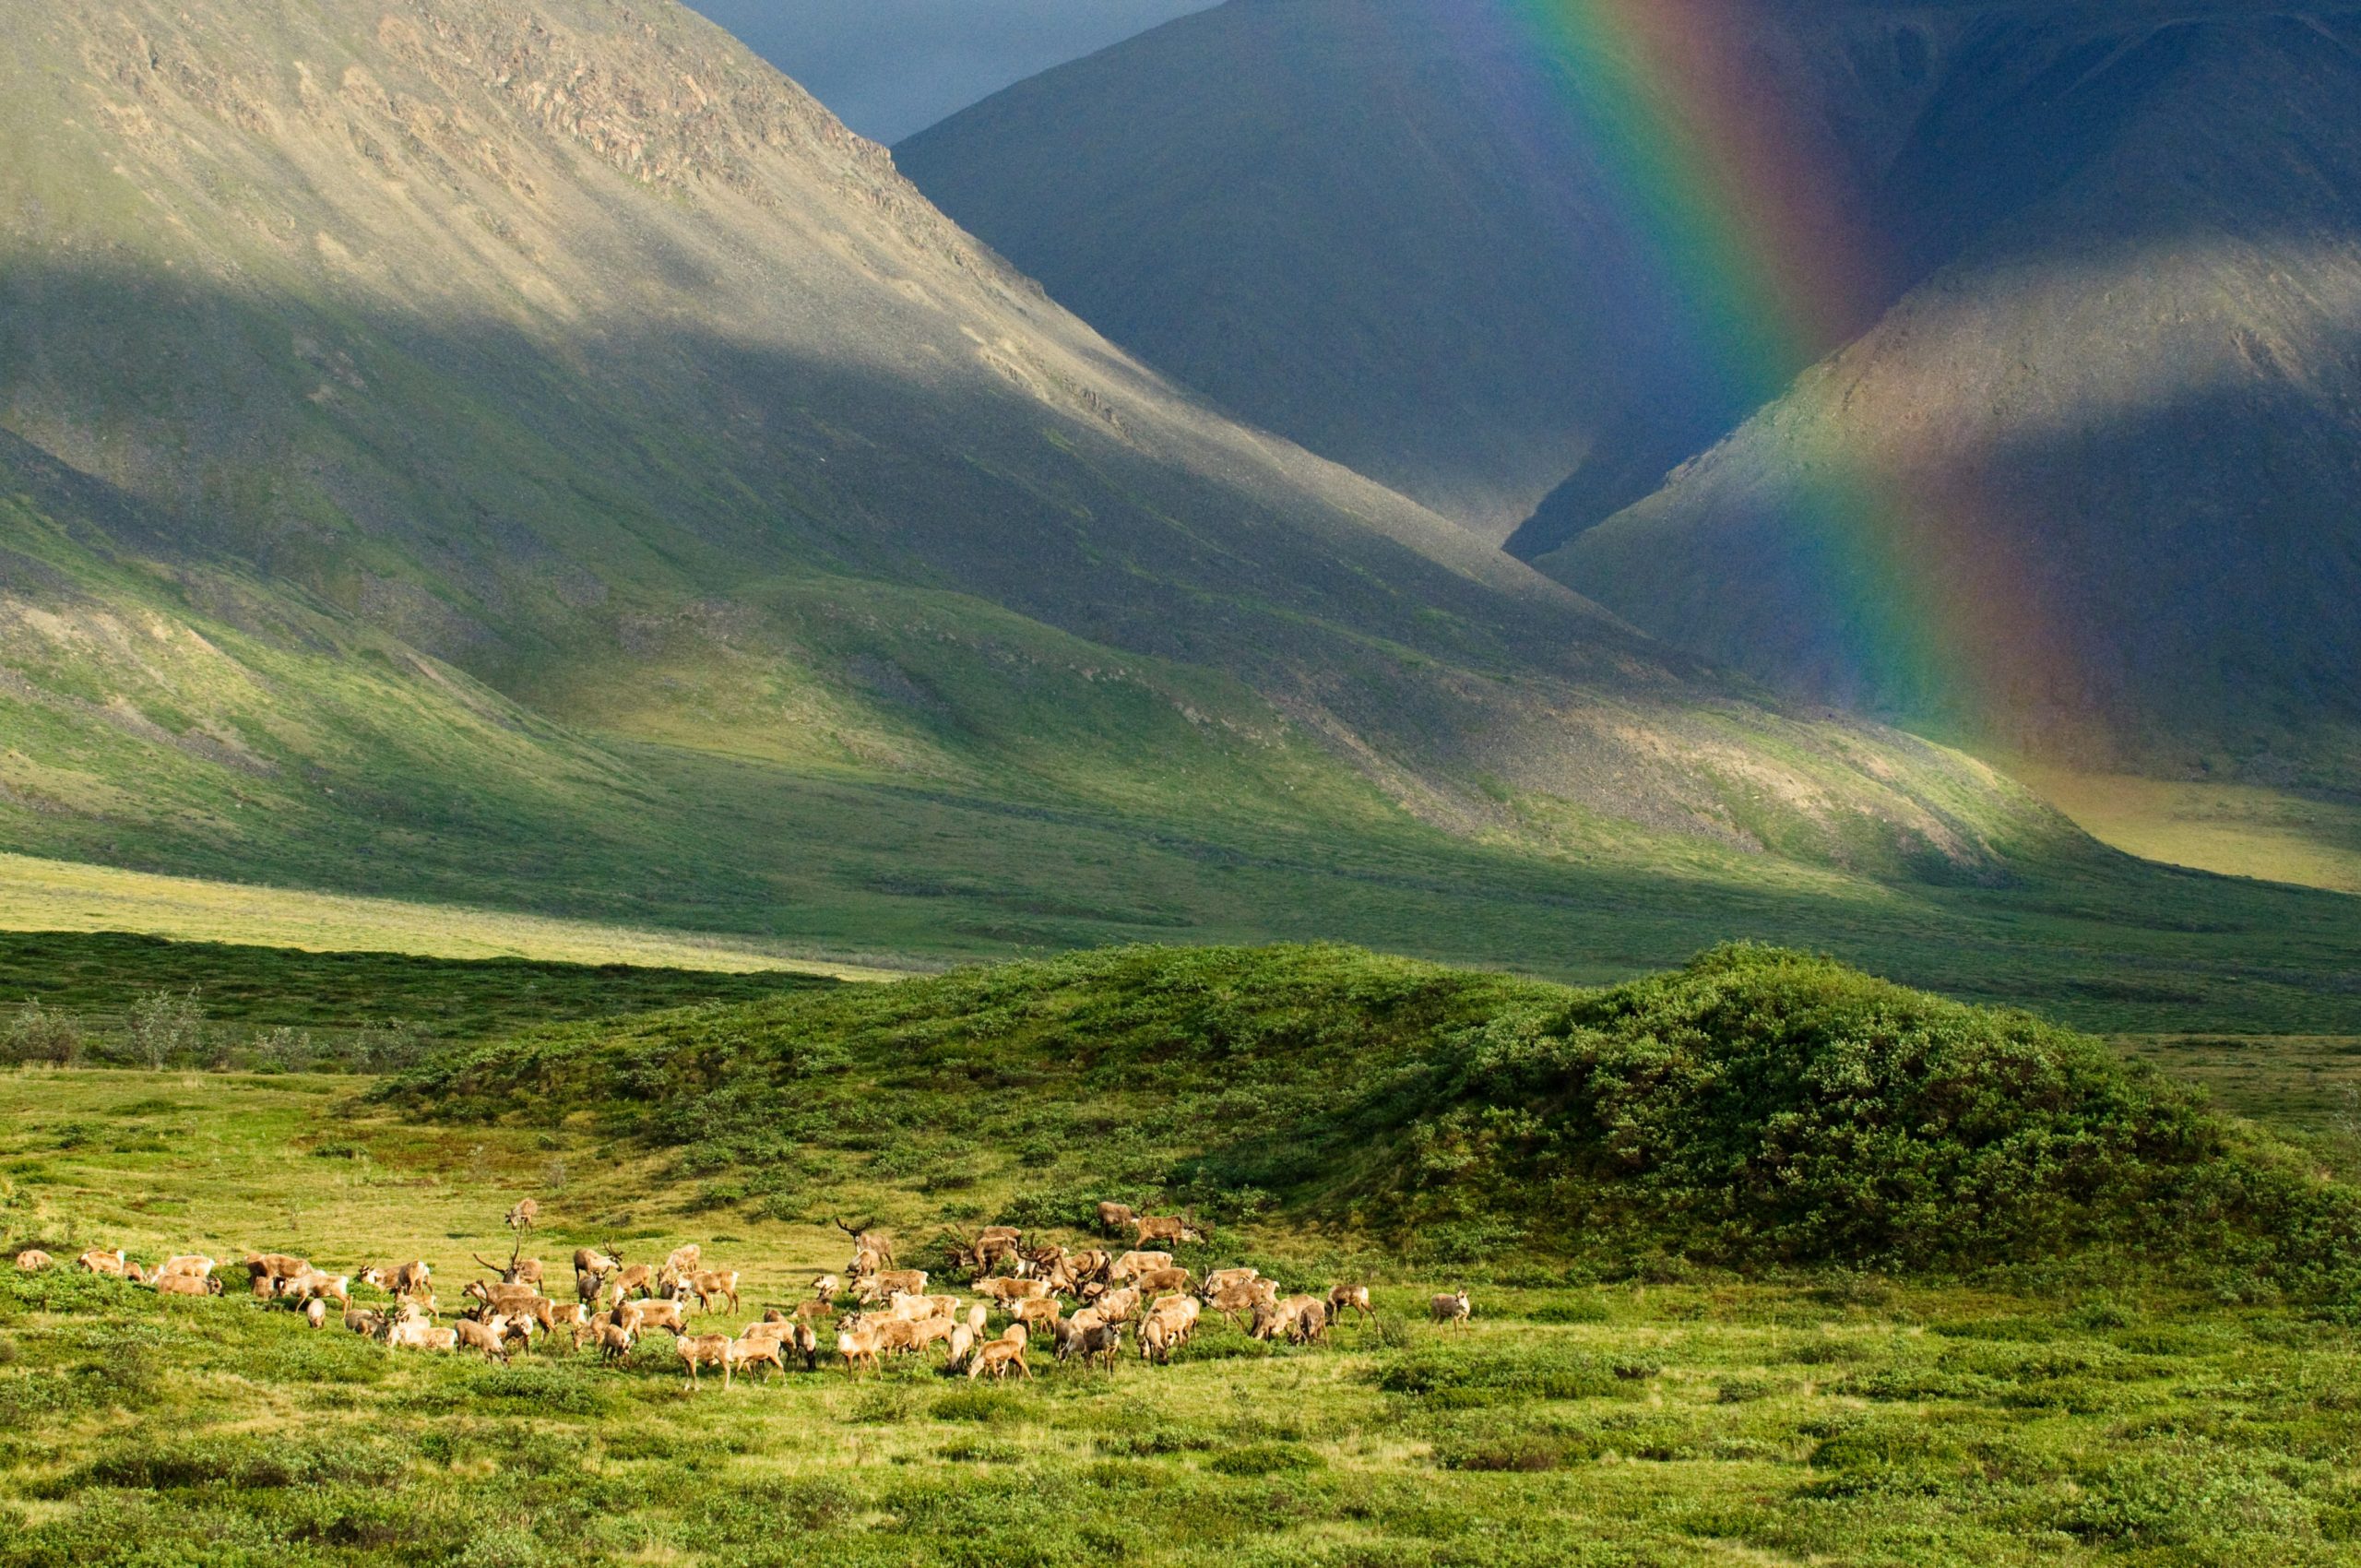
678,0,1221,144
896,0,1963,541
0,0,2083,975
903,0,2361,783
1536,10,2361,779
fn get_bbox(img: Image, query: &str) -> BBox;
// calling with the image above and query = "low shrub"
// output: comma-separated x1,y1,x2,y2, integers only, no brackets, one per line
390,944,2361,1295
1432,1434,1586,1471
1206,1442,1323,1476
2061,1445,2320,1546
1525,1297,1610,1324
65,1432,405,1492
1374,1344,1634,1405
930,1388,1020,1424
1096,1424,1219,1457
470,1365,620,1416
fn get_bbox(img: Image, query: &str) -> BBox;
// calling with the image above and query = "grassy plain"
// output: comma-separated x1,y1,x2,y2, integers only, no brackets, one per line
5,1068,2361,1566
0,930,835,1054
0,852,908,979
2011,766,2361,897
7,790,2361,1041
2118,1032,2361,1180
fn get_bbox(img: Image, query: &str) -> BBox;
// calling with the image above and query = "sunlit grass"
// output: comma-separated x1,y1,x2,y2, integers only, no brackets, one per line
5,1068,2360,1566
2011,763,2361,896
0,851,912,980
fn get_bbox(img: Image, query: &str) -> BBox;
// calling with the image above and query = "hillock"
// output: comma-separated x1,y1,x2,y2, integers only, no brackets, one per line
393,944,2361,1296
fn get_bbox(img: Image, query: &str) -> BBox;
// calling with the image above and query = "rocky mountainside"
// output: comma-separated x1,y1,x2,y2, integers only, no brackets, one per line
1538,10,2361,778
0,0,2053,946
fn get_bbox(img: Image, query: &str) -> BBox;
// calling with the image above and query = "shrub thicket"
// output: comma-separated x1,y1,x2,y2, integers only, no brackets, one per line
391,944,2361,1294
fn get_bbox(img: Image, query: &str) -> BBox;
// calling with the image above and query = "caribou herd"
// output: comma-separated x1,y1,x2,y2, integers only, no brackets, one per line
13,1204,1476,1392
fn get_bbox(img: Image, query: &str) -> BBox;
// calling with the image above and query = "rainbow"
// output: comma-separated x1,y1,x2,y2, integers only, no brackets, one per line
1489,0,2084,745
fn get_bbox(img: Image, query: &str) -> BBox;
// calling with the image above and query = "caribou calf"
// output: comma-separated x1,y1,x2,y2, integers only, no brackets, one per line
727,1335,786,1384
677,1333,733,1390
1430,1289,1473,1328
854,1268,929,1304
281,1271,351,1309
684,1269,742,1315
836,1321,884,1378
384,1316,459,1353
967,1338,1031,1382
453,1315,512,1360
1133,1214,1204,1247
243,1252,310,1284
617,1297,685,1336
1327,1284,1373,1325
1109,1251,1171,1284
360,1260,431,1297
742,1318,820,1372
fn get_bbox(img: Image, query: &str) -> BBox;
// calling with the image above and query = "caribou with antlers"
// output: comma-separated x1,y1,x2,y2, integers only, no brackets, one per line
834,1217,895,1280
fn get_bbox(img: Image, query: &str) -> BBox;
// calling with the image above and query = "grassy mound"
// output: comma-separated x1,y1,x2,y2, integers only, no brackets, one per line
393,944,2361,1293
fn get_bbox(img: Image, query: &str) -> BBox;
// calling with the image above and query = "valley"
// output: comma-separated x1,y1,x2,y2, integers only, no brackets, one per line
907,0,2361,785
6,943,2361,1564
0,1,2355,1558
2011,766,2361,897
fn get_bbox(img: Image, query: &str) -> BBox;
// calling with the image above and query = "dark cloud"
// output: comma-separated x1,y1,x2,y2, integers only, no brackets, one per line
685,0,1221,144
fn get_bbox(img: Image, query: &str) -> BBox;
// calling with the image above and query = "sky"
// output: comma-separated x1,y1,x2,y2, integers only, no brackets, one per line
684,0,1223,145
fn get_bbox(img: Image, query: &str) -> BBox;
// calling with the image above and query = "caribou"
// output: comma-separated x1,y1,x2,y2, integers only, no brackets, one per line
1133,1213,1204,1247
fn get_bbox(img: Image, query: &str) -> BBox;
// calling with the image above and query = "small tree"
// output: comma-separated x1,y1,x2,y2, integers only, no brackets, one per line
126,990,204,1071
4,999,85,1067
350,1019,433,1072
252,1027,312,1074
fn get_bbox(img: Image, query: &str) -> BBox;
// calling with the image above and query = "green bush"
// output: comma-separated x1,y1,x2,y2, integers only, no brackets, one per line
1207,1442,1323,1476
1,1001,83,1067
389,943,2361,1293
65,1432,405,1492
470,1365,620,1416
1525,1298,1610,1324
930,1388,1021,1424
1095,1424,1219,1457
1375,1343,1637,1405
1431,1429,1597,1471
2063,1446,2319,1545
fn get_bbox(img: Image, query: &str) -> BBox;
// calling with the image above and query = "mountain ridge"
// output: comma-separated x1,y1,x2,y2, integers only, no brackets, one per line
900,0,2361,782
1536,9,2361,779
0,0,2085,952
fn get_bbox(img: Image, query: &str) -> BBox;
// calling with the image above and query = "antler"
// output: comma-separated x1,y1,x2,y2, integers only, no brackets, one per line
833,1216,874,1238
470,1252,505,1277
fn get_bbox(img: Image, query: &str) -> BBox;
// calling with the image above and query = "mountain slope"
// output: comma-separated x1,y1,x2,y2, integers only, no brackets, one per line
896,0,1966,542
0,0,2101,965
901,0,2361,786
1538,11,2361,780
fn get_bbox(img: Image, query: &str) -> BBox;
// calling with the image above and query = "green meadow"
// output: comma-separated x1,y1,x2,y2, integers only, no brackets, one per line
4,942,2361,1564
